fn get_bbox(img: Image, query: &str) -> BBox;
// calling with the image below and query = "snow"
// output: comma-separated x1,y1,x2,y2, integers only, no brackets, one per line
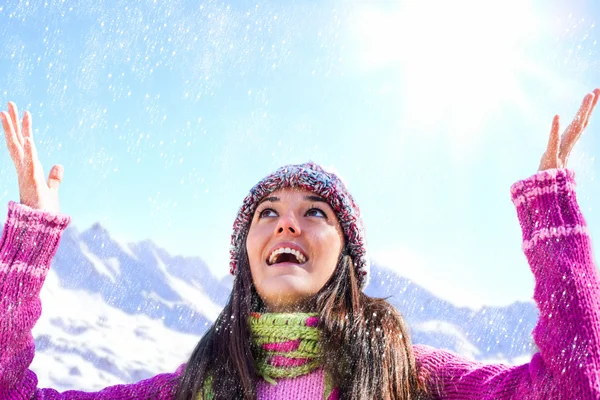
153,248,222,321
105,257,121,276
413,320,481,360
112,235,139,261
80,241,117,283
31,269,200,392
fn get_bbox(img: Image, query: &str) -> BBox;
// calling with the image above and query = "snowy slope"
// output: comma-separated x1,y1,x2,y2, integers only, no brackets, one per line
32,269,200,392
22,222,539,392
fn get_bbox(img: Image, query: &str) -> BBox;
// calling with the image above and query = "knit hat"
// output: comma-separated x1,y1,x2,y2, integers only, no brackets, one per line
229,162,370,288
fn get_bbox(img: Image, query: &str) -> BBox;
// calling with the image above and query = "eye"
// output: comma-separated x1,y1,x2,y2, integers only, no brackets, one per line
258,208,277,219
306,207,327,218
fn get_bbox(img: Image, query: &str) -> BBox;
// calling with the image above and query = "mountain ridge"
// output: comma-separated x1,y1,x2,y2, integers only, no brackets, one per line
13,221,539,391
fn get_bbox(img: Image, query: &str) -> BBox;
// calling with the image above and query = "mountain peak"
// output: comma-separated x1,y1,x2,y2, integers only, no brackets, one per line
85,222,109,237
90,222,107,232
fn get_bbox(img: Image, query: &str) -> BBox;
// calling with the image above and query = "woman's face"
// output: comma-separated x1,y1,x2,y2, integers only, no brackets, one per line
246,188,344,312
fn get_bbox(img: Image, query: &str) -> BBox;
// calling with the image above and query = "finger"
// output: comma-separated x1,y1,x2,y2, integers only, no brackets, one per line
23,136,39,176
539,115,561,171
576,93,595,127
22,111,33,141
7,102,24,147
560,93,594,158
547,115,560,157
583,88,600,130
47,164,64,190
569,93,594,131
1,111,24,161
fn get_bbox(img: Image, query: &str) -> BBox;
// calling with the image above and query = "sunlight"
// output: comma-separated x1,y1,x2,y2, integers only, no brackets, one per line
351,0,541,159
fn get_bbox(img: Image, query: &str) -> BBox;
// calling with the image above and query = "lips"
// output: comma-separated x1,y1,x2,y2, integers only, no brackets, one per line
266,243,309,266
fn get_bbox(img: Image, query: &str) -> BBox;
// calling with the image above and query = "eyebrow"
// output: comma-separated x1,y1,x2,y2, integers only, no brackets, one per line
257,195,328,205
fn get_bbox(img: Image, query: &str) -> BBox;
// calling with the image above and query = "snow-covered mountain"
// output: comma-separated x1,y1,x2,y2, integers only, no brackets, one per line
25,223,538,392
52,223,230,331
365,267,537,364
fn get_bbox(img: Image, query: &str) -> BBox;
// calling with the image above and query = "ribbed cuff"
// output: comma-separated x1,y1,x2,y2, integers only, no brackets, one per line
0,201,71,274
510,169,585,246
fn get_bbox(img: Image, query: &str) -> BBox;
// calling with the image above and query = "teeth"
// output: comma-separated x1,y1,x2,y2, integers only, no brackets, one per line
268,247,307,265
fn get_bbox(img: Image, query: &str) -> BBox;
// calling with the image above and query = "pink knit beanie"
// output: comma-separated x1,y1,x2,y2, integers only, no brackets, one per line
229,162,370,289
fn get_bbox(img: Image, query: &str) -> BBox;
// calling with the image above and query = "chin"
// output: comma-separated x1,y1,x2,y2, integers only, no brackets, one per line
258,275,319,310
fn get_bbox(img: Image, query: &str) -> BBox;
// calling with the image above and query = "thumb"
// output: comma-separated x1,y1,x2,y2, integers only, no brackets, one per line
47,164,64,190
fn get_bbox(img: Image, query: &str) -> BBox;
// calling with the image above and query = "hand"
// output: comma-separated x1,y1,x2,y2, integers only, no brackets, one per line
538,88,600,171
0,102,63,213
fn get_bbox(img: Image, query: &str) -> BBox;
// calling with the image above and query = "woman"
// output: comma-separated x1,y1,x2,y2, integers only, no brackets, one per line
1,90,599,399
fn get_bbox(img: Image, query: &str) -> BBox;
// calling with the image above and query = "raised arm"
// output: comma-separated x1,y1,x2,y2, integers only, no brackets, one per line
0,104,183,399
414,90,600,399
0,102,70,398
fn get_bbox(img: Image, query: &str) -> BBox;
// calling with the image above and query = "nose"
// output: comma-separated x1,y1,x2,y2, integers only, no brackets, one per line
275,212,301,236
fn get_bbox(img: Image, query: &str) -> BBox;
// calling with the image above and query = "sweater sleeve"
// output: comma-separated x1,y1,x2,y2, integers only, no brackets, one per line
414,168,600,400
0,201,183,400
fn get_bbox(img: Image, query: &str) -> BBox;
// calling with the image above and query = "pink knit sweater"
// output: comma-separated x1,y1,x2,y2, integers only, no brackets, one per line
1,168,599,399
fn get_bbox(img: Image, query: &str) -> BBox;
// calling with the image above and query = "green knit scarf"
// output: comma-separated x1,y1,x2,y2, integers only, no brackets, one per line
197,312,333,400
248,312,323,384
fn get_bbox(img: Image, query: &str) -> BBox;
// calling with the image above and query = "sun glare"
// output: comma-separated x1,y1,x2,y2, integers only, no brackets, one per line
351,0,541,159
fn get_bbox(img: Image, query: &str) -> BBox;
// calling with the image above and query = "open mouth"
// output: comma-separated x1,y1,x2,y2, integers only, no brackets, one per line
267,247,308,266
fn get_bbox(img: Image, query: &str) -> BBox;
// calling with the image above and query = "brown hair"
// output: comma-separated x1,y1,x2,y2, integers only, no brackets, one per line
175,247,429,399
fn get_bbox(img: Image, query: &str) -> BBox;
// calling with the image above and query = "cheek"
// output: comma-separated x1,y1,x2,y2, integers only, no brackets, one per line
246,227,265,270
246,242,264,293
313,229,344,267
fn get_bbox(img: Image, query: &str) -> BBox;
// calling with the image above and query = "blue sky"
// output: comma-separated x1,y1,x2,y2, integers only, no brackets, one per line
0,0,599,307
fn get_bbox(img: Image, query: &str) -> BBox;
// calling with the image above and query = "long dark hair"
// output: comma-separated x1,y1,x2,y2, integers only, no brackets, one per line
175,247,429,399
